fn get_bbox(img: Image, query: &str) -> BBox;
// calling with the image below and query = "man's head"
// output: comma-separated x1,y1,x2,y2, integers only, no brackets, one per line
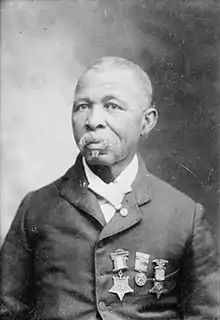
72,56,158,171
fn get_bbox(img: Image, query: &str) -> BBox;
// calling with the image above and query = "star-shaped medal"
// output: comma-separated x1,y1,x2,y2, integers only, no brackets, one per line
149,281,167,299
108,274,134,301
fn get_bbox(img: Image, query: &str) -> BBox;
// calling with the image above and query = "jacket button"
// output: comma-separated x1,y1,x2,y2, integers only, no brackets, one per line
120,207,128,217
98,301,106,311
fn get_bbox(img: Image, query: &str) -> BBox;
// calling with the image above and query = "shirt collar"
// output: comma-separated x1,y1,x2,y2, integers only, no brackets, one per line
114,154,139,193
83,154,138,193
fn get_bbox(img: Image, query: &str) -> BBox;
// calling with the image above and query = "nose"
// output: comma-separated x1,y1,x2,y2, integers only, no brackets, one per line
86,104,106,130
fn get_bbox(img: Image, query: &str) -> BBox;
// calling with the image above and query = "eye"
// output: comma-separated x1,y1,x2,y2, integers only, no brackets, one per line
76,103,89,111
104,102,121,111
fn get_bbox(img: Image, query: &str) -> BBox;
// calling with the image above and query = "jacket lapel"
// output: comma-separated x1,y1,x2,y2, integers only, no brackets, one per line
56,154,106,227
56,153,152,236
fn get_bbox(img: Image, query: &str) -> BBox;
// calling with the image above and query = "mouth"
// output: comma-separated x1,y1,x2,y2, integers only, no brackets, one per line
85,141,104,150
84,141,108,158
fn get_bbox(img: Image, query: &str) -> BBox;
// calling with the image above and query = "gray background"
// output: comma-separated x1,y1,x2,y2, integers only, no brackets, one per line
1,0,219,247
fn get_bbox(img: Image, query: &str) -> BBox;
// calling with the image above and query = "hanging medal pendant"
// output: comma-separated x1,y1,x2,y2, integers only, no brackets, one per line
135,272,147,287
108,249,133,301
149,280,167,299
134,252,149,287
109,270,134,301
149,259,168,299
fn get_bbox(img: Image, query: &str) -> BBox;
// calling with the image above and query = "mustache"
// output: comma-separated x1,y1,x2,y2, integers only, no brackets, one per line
78,132,119,150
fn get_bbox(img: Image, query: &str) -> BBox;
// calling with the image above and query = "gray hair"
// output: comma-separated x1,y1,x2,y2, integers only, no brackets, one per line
76,56,153,108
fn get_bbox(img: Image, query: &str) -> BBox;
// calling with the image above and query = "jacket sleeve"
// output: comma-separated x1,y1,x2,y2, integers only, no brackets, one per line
179,203,220,319
0,193,35,320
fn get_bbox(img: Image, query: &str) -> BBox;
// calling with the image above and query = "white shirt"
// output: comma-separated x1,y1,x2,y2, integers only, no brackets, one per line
83,155,139,223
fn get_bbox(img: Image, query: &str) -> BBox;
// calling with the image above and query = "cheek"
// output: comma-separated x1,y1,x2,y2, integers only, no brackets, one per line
108,118,142,143
72,114,86,137
129,116,144,137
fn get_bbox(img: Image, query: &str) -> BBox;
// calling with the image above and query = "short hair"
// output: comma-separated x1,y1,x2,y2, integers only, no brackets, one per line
76,56,153,108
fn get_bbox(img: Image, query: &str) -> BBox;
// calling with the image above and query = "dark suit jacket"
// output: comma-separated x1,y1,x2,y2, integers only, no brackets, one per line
0,154,219,320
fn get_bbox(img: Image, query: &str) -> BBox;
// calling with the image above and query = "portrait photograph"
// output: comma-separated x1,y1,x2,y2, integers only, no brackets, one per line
1,0,219,319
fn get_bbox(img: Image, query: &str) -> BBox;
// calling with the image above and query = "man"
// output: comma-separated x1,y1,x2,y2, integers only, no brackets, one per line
0,56,219,319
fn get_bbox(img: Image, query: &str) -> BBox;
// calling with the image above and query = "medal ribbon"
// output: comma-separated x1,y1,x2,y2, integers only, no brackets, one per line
135,252,149,272
110,249,129,272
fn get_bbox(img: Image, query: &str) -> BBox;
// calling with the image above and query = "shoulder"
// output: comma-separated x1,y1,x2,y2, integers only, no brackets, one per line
20,165,76,214
150,173,196,208
147,173,199,228
145,174,207,245
137,155,197,212
17,180,60,222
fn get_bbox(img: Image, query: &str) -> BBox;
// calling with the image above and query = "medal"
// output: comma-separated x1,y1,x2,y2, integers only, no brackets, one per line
109,270,134,301
153,259,168,281
135,272,147,286
109,249,133,300
149,259,168,299
149,281,167,299
134,252,149,287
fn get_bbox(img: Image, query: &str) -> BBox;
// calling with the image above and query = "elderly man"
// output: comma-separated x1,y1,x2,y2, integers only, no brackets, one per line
0,57,219,319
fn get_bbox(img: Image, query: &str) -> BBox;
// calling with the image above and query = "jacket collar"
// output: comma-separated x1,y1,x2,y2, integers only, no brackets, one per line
56,153,152,234
55,153,106,226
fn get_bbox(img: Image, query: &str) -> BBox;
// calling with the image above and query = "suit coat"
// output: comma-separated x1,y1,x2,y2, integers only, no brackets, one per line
0,154,219,320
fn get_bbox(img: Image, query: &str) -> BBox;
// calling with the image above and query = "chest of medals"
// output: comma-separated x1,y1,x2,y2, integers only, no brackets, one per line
108,249,173,301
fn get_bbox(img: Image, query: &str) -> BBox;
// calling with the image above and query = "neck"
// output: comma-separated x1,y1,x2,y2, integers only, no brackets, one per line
87,153,136,184
88,165,114,184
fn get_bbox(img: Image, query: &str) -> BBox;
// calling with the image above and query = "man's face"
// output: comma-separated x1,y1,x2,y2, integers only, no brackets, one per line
72,67,147,166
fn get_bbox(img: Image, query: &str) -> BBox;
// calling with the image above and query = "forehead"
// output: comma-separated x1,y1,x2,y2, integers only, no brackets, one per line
75,67,141,98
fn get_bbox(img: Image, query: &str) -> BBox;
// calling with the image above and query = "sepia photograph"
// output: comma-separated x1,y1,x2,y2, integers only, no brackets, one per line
1,0,219,319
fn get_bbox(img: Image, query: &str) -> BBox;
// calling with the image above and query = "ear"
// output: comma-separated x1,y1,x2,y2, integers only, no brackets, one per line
141,106,158,137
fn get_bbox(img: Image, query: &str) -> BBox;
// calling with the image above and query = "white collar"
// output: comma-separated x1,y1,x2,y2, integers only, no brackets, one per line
83,155,139,208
